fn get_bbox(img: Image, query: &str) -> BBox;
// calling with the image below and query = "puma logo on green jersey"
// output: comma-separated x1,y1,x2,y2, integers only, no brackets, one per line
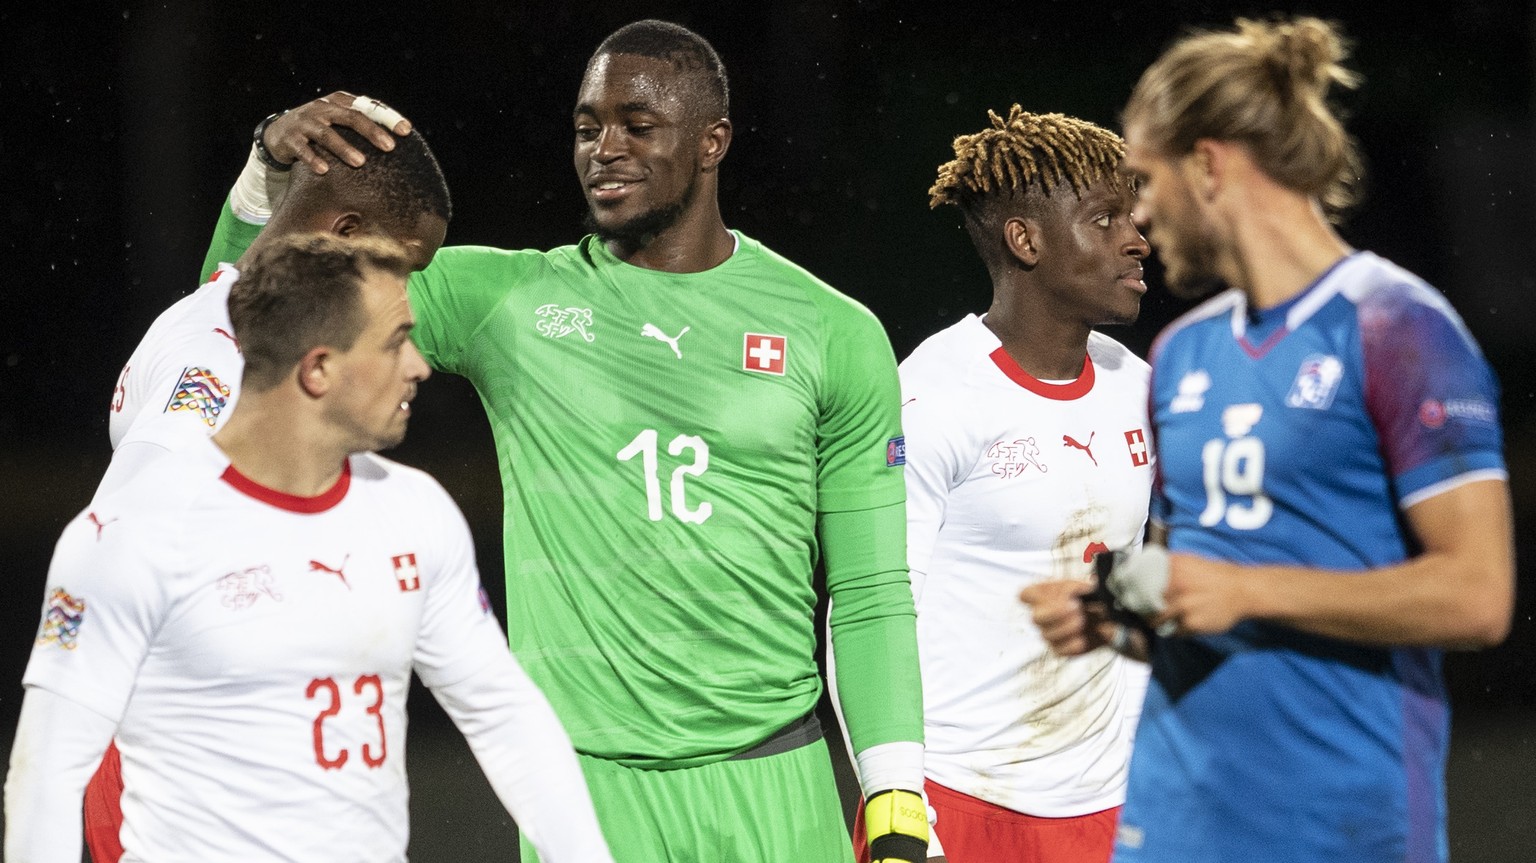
641,323,690,359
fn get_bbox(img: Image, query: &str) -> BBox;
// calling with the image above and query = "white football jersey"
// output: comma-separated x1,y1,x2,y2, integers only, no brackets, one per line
901,314,1153,817
24,438,511,862
108,266,242,451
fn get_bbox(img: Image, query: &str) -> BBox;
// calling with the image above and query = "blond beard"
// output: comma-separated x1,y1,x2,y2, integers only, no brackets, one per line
1157,217,1226,300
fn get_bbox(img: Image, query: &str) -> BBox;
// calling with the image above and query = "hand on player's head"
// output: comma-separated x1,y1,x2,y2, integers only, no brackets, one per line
262,92,412,175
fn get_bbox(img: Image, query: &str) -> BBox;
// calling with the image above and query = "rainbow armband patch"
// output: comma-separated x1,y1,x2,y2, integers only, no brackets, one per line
37,588,87,650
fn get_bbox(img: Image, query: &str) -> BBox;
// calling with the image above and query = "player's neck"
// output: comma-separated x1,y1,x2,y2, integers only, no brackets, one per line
238,209,347,270
212,398,348,498
1226,187,1353,310
982,302,1090,381
236,213,306,270
605,205,734,274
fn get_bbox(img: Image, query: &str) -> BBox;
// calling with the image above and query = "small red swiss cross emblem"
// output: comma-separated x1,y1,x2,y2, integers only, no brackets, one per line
1124,428,1149,467
743,333,787,375
392,553,421,592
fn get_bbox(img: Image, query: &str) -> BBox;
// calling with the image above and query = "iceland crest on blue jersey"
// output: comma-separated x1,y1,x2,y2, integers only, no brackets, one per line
1285,354,1344,410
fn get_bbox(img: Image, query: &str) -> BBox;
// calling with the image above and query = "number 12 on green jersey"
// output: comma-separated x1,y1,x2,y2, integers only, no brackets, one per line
617,428,713,524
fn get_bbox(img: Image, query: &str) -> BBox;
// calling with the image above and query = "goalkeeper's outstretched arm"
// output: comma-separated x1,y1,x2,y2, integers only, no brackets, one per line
199,92,413,279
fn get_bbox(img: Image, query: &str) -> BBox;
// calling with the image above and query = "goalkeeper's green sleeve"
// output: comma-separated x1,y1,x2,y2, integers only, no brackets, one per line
199,195,262,282
822,502,924,752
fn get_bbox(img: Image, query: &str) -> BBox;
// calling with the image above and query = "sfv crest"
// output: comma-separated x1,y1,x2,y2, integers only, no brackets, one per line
219,564,283,610
535,304,595,342
987,438,1048,477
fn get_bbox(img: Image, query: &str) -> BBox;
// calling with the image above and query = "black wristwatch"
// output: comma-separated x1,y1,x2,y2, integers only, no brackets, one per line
253,110,292,172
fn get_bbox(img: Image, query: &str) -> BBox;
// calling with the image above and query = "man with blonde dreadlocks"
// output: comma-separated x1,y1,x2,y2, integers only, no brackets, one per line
863,106,1154,862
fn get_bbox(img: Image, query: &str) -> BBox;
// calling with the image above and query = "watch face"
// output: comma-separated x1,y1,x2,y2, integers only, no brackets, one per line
254,111,292,171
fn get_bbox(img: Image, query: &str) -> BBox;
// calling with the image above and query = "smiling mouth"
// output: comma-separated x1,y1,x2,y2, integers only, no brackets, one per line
589,177,641,204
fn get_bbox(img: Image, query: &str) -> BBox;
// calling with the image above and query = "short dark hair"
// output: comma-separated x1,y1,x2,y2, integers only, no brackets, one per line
288,126,452,231
591,19,729,121
229,233,413,392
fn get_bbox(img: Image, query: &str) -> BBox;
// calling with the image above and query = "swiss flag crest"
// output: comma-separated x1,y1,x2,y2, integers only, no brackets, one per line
743,333,787,375
392,553,421,592
1124,429,1149,467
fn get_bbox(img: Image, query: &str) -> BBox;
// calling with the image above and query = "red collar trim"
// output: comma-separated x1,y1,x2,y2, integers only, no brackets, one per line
988,347,1095,400
1237,326,1290,359
220,461,351,513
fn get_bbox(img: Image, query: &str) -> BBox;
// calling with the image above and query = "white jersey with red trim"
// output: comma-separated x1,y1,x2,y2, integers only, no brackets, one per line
23,437,517,862
108,265,242,452
901,313,1153,817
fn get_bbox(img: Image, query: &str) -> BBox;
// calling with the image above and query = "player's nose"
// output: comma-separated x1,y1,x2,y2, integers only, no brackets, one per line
404,341,431,382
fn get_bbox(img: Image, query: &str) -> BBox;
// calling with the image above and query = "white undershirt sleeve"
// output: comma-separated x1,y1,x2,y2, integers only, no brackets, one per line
4,688,119,863
854,740,944,857
228,144,289,224
431,654,615,863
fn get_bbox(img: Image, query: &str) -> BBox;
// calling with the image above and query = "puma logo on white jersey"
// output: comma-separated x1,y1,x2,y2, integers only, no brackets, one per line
641,323,690,359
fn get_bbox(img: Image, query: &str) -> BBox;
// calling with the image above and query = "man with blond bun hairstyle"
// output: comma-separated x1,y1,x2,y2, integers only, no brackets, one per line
1022,16,1513,863
855,106,1152,863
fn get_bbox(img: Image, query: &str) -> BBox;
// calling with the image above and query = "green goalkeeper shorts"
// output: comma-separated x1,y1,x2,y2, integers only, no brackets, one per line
519,735,851,862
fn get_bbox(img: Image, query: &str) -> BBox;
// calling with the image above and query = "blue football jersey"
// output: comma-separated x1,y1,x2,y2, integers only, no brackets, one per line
1117,252,1506,863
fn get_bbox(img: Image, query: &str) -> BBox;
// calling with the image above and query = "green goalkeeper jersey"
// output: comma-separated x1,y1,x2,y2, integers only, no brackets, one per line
407,232,921,768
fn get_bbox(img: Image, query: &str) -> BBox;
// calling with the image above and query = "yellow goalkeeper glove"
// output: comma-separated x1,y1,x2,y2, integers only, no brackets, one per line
865,788,928,862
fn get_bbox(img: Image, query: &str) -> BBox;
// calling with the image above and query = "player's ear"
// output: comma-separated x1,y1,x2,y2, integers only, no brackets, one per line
297,346,332,398
329,212,365,238
699,118,731,172
1188,139,1223,202
1005,216,1040,267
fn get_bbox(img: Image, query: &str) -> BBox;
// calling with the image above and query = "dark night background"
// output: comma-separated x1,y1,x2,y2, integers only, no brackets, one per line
2,1,1532,859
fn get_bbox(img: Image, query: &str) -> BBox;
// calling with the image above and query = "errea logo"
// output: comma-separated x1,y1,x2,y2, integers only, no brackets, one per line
1170,369,1210,414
